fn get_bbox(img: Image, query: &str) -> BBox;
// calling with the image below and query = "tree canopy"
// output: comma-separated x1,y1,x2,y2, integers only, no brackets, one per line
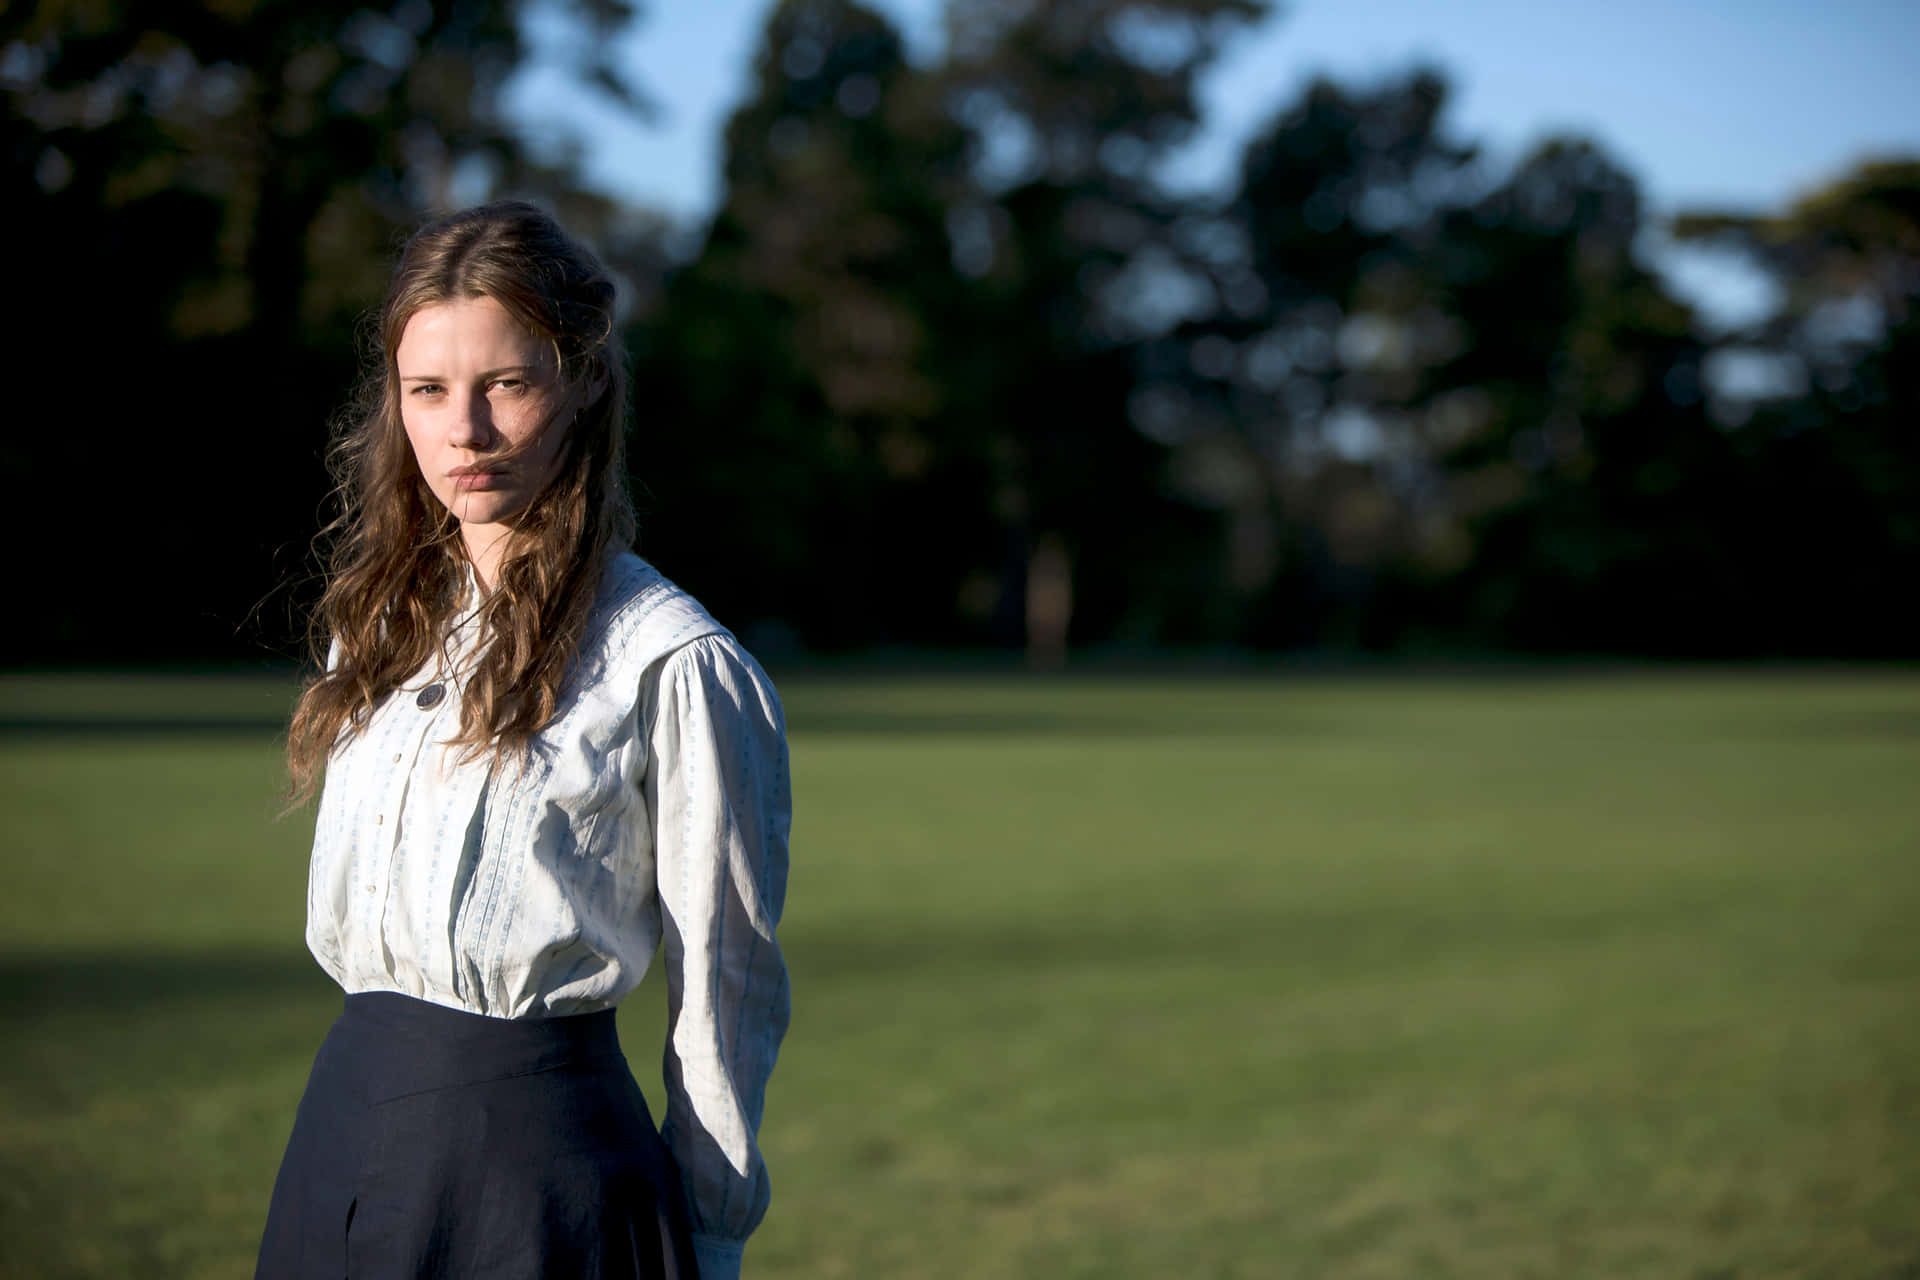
5,0,1913,663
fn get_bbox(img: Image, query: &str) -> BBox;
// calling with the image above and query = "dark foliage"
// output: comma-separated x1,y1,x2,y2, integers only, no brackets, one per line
5,0,1914,662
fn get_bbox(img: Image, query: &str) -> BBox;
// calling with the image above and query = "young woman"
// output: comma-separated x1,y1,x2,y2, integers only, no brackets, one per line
259,202,790,1280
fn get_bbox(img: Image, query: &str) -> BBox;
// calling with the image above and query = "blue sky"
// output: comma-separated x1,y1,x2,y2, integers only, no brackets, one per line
506,0,1920,321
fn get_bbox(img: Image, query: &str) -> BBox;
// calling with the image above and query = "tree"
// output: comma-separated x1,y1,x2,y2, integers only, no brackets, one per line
631,0,981,650
2,0,656,663
1146,69,1479,646
1426,138,1739,652
934,0,1267,658
1672,160,1920,654
1148,71,1749,654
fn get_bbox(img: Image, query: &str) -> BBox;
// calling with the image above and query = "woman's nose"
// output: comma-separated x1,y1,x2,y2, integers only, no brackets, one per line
447,392,494,448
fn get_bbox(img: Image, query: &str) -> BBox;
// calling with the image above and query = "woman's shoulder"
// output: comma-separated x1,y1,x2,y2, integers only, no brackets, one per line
585,553,784,736
588,551,733,673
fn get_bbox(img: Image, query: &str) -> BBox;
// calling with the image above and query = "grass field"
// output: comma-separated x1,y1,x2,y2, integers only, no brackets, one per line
2,670,1917,1278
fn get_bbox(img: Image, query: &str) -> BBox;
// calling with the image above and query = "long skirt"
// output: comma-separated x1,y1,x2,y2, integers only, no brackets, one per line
256,991,698,1279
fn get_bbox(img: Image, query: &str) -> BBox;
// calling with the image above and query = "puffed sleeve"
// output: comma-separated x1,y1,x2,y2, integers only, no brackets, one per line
644,633,792,1280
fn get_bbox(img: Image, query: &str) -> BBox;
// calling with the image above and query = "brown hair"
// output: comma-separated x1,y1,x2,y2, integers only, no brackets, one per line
285,201,634,803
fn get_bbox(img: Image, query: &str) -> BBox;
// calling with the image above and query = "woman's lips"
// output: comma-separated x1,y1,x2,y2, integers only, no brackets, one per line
453,470,505,491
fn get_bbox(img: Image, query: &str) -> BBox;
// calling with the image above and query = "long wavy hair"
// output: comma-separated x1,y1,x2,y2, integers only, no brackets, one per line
286,201,634,804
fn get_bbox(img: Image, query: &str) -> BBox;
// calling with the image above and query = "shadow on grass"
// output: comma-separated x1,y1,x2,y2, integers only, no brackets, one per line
0,716,289,738
0,945,338,1016
782,707,1315,736
0,948,334,1280
0,946,342,1106
1771,709,1920,739
773,880,1818,991
782,917,1271,985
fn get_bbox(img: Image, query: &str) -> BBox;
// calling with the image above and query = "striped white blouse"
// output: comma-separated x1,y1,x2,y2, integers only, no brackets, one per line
305,552,791,1280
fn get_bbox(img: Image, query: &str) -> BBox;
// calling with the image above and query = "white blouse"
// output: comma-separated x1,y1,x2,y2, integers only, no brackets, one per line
305,552,790,1280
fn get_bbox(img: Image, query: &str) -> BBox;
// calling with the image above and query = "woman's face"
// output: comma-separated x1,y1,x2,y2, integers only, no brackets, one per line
395,295,571,544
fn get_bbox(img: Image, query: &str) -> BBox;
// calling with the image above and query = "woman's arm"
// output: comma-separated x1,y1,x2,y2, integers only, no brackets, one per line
645,634,792,1280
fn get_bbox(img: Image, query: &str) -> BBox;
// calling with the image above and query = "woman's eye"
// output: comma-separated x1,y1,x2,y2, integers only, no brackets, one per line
409,384,443,397
490,379,524,394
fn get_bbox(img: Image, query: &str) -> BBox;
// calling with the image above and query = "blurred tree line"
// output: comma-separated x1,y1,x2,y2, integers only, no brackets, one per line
5,0,1915,665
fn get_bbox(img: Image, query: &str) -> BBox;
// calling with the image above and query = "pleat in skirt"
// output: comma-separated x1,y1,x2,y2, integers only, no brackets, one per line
256,991,698,1279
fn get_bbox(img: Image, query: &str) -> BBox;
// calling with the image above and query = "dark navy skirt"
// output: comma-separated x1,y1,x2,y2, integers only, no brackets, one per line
256,992,698,1279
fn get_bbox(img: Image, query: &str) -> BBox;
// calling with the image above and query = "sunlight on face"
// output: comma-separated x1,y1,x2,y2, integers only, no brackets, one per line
395,296,570,576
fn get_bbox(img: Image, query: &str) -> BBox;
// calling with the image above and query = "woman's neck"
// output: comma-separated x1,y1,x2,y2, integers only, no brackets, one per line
461,525,510,592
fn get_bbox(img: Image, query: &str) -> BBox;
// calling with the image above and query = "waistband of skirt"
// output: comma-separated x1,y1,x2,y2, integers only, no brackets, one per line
332,991,626,1100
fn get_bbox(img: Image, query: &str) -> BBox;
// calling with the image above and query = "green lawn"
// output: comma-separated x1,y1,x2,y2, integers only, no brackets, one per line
2,671,1917,1278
